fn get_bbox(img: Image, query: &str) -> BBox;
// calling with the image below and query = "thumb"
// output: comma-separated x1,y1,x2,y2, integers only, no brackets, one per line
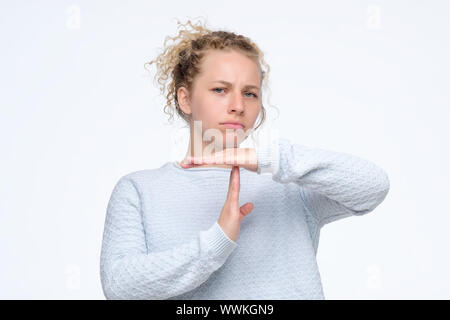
239,202,254,217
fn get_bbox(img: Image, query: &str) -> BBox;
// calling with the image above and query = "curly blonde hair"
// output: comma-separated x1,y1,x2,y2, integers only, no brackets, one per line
144,17,277,131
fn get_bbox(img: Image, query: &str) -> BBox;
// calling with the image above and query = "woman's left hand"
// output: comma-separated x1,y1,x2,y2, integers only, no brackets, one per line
180,148,258,172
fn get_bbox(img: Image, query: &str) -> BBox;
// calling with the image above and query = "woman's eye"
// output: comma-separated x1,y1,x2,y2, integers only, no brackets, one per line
213,88,225,94
213,88,257,98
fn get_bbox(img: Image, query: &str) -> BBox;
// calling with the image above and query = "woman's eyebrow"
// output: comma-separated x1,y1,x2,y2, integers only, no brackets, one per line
211,80,260,90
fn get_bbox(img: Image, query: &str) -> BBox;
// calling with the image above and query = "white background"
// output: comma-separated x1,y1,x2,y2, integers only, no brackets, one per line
1,0,449,299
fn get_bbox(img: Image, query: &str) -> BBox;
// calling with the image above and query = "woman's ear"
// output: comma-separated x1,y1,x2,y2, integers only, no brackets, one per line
177,86,192,115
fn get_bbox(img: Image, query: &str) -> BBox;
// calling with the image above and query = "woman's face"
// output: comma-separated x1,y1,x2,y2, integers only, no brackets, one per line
178,49,262,149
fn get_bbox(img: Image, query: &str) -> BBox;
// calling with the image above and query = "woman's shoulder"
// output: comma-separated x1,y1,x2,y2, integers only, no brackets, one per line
117,161,174,186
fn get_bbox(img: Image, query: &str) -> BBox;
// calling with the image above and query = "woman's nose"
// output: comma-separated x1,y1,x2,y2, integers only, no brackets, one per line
228,92,245,114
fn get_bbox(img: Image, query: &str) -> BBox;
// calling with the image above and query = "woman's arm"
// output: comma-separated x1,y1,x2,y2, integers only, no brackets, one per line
256,136,390,227
100,177,237,300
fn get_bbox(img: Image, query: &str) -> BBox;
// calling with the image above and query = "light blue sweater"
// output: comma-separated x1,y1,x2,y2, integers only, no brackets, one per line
100,137,390,299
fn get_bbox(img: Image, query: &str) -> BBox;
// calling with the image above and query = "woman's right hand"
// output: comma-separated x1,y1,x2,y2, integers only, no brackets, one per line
217,166,254,242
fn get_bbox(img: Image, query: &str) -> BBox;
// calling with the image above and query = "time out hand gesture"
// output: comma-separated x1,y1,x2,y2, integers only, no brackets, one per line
179,148,257,242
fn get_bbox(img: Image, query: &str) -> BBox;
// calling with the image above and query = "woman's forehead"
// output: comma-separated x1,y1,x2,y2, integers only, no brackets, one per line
198,51,261,83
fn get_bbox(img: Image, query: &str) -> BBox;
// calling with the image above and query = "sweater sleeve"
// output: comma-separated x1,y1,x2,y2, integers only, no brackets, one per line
255,136,390,227
100,176,238,300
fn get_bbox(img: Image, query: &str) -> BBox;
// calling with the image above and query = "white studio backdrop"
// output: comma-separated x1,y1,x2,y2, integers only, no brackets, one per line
1,0,449,299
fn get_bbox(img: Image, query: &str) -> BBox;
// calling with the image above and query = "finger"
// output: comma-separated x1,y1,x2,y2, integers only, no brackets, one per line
181,157,193,166
184,156,201,165
181,156,206,167
190,155,218,165
180,159,197,168
180,160,191,168
227,166,240,202
190,156,202,165
227,165,234,194
181,158,215,168
239,202,254,216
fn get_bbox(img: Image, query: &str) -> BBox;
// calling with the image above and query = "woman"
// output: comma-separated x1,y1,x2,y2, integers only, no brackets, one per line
99,19,390,300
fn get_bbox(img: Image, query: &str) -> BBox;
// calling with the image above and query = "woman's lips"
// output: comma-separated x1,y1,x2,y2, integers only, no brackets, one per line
220,123,244,129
